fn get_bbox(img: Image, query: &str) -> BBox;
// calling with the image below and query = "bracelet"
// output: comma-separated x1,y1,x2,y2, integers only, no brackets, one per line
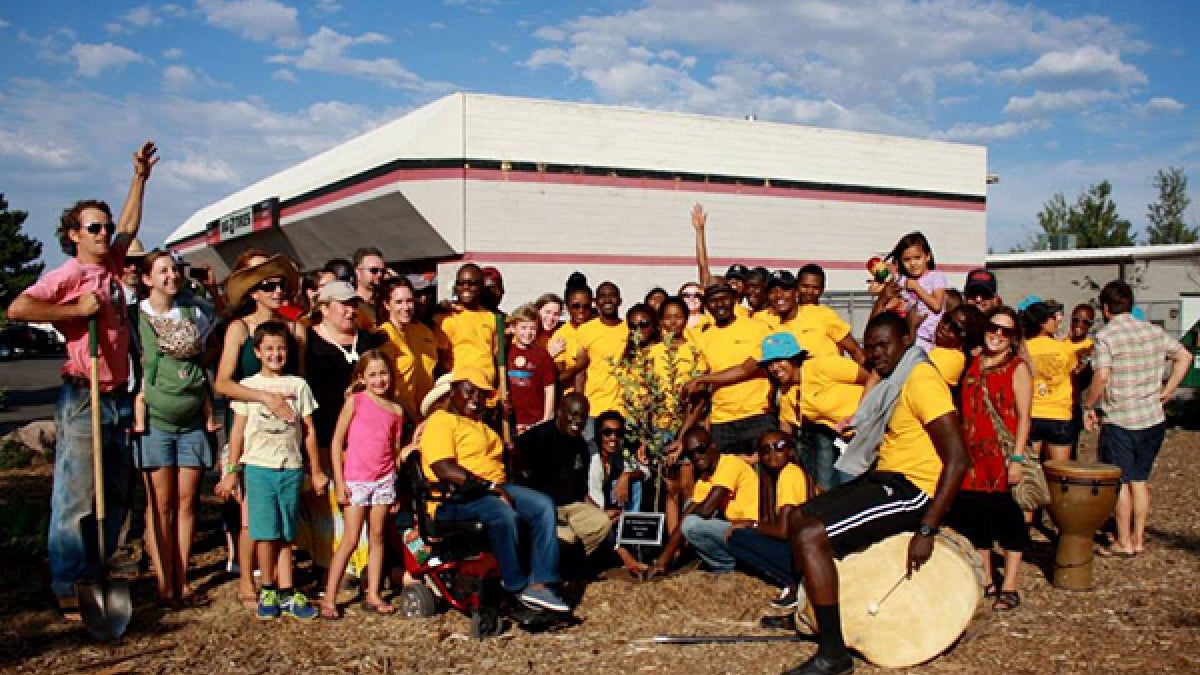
223,463,241,476
1009,454,1026,464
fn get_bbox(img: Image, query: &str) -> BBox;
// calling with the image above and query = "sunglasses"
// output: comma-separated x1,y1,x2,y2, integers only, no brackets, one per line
256,279,286,293
986,323,1016,338
1071,317,1094,326
360,266,385,275
599,427,624,437
628,319,654,329
456,279,482,287
944,319,966,336
569,302,590,310
681,292,702,299
81,221,116,236
758,438,791,452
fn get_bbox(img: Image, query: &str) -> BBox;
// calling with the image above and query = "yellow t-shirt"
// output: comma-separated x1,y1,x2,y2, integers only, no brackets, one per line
799,355,865,428
1027,335,1078,421
380,321,439,420
1069,336,1094,359
735,304,751,320
419,409,506,485
576,318,629,415
776,305,851,358
435,306,498,385
551,322,581,372
776,462,812,510
875,362,957,496
927,347,966,387
749,309,780,330
691,454,760,521
692,317,772,424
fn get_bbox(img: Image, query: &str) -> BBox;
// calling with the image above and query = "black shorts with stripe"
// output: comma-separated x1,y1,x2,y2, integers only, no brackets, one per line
800,471,929,558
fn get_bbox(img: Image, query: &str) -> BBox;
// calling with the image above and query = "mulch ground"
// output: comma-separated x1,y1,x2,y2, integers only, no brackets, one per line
1,430,1197,675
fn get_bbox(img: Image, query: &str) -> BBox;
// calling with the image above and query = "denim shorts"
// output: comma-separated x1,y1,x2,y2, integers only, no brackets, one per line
243,465,304,542
1029,417,1074,446
711,412,777,456
134,426,212,470
1098,422,1166,483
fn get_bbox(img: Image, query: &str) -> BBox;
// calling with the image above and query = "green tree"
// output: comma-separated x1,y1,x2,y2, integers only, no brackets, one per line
1146,167,1197,244
0,195,45,308
1037,192,1070,235
1067,180,1135,248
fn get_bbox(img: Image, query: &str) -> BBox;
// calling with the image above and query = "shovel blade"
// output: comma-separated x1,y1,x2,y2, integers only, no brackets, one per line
77,579,132,642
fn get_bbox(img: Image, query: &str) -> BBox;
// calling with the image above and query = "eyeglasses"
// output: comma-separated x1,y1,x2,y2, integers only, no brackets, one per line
82,222,116,236
681,292,702,299
456,279,482,287
986,323,1016,338
569,302,590,310
599,427,624,437
1071,318,1094,326
758,438,791,452
256,279,286,293
629,319,654,329
360,266,385,275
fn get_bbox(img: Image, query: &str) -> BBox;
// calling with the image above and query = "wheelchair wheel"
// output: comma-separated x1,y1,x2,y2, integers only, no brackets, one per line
399,583,438,619
471,606,503,638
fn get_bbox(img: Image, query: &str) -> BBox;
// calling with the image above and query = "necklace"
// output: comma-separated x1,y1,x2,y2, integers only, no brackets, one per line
318,324,359,364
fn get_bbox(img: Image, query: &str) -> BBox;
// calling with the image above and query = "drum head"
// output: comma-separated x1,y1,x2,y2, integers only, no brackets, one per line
804,531,982,668
1043,460,1122,482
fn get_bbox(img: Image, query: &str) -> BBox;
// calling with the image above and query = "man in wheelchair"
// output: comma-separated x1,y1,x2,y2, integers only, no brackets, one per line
418,367,570,614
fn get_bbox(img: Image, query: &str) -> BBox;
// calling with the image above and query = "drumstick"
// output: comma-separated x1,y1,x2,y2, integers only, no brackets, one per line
867,573,908,616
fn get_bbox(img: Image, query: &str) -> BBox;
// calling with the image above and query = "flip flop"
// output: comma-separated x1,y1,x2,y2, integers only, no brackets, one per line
993,591,1020,612
319,603,341,620
364,601,397,615
1095,546,1135,558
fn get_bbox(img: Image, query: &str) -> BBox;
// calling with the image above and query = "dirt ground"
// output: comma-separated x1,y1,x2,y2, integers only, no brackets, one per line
1,430,1197,675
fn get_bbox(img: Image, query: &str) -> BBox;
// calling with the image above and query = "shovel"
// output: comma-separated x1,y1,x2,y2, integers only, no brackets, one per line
77,317,132,641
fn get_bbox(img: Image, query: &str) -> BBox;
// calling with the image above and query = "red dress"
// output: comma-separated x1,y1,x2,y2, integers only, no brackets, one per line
959,355,1022,493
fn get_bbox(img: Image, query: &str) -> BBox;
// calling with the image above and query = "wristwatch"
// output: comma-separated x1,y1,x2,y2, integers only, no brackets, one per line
916,523,939,538
223,463,241,477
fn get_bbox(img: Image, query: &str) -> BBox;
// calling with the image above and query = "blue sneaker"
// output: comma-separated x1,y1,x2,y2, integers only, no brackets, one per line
518,586,569,613
256,588,280,620
280,591,318,621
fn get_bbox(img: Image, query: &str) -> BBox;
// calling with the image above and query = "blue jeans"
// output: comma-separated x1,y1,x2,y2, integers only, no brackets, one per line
798,423,839,491
728,528,796,586
681,514,735,572
50,380,133,598
435,483,560,592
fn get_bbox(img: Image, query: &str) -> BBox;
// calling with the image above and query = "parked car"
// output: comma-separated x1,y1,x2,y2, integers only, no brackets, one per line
0,334,13,360
1,325,65,356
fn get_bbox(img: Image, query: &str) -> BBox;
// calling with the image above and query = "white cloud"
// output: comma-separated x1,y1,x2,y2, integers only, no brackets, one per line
314,0,342,14
162,64,223,91
197,0,302,48
998,46,1146,88
124,6,162,28
275,27,452,92
1004,89,1120,117
931,120,1050,143
533,26,565,42
429,21,447,30
158,156,240,186
70,42,145,77
271,69,298,83
490,41,509,54
163,47,184,60
0,130,77,168
1135,97,1185,115
0,19,10,29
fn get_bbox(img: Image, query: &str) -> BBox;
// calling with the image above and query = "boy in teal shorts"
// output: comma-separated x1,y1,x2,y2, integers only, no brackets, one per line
216,322,328,620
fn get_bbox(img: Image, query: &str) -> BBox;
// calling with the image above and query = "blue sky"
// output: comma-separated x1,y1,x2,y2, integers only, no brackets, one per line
1,0,1195,268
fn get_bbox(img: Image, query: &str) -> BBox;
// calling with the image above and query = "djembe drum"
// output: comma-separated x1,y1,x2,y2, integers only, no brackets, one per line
1042,460,1121,590
798,530,983,668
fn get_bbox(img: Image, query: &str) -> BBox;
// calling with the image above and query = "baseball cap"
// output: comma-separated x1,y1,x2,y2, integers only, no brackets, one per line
745,266,770,284
703,278,736,300
725,264,749,281
963,268,997,298
318,280,358,303
760,333,807,365
767,269,798,290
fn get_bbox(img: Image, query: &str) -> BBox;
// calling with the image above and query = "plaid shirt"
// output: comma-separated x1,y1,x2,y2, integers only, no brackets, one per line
1093,313,1184,430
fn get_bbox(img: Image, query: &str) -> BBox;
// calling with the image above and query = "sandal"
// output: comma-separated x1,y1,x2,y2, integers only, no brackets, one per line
319,603,341,620
180,589,212,608
993,590,1020,612
982,583,998,598
55,595,82,623
364,600,396,615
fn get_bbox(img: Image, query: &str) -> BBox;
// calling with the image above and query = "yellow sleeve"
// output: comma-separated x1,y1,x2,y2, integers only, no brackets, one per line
691,478,713,504
824,355,864,384
418,411,457,479
822,307,851,342
778,384,801,426
776,464,811,509
908,363,957,426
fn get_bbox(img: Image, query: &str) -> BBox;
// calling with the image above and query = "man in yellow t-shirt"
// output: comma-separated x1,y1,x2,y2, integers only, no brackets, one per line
419,367,569,614
685,280,775,455
562,281,629,433
782,312,967,675
774,266,866,363
725,431,817,609
648,426,759,574
434,264,498,386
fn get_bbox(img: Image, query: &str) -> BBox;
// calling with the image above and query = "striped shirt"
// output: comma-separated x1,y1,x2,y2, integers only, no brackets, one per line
1092,313,1184,430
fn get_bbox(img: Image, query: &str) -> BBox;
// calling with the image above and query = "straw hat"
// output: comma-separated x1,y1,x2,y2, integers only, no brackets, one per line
126,238,148,259
419,373,456,418
224,253,299,309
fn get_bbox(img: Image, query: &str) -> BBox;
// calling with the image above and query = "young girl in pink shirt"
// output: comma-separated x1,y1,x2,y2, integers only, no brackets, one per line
320,349,405,618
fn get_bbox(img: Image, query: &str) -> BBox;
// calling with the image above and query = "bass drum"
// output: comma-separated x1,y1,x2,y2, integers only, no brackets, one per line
798,529,984,668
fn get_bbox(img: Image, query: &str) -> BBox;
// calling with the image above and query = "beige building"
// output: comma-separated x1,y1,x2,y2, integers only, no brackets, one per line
987,243,1200,337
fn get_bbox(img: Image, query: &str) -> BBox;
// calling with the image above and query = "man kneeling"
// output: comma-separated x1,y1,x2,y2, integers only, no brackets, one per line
419,367,569,613
782,313,967,675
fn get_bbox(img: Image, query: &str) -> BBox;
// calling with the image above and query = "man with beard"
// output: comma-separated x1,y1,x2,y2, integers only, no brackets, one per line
564,281,628,436
352,247,386,330
420,368,569,613
683,280,774,456
435,264,499,386
781,312,967,675
514,394,614,558
963,268,1002,314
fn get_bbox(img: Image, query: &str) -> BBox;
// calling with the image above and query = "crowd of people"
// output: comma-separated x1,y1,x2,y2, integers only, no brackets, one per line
10,141,1192,675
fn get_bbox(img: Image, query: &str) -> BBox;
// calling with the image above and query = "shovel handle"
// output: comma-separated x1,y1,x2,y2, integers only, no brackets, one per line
88,318,107,557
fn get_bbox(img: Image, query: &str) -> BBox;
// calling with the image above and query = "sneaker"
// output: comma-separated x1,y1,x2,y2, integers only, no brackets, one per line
256,589,281,621
771,585,802,610
518,586,570,613
280,591,318,621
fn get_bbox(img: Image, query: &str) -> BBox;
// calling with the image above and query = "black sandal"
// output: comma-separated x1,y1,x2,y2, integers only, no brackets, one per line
982,583,998,598
993,590,1020,612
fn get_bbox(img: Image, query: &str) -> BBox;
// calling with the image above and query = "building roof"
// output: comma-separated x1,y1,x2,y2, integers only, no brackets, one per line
166,92,986,246
987,242,1200,267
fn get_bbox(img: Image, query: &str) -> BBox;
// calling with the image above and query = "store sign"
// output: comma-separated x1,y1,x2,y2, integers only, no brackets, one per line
219,206,254,241
209,197,279,244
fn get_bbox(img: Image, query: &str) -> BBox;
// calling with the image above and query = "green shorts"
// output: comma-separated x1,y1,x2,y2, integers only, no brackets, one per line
243,465,304,542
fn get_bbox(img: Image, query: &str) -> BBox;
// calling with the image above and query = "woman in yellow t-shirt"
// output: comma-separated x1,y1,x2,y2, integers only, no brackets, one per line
377,277,439,425
1021,302,1077,462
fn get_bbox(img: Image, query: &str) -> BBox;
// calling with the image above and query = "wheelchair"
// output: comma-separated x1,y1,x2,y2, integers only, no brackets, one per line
396,452,575,637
